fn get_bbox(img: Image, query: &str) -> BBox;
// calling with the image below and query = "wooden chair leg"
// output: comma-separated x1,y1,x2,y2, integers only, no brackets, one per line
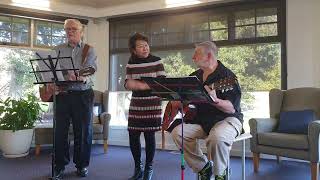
311,162,319,180
103,140,108,153
35,145,41,156
253,152,260,173
276,156,281,164
162,130,165,150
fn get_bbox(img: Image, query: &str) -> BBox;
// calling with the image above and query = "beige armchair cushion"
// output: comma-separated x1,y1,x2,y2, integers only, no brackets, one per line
92,123,103,133
258,132,309,150
93,115,100,124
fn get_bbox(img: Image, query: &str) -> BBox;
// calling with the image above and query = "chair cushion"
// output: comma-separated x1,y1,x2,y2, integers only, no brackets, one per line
93,115,100,124
93,123,103,133
277,109,315,134
258,132,309,150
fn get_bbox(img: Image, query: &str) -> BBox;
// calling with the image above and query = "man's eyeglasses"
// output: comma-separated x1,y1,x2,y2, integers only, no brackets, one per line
64,27,80,32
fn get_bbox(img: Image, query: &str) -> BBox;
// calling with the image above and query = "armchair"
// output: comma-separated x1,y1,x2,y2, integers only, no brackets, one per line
249,88,320,180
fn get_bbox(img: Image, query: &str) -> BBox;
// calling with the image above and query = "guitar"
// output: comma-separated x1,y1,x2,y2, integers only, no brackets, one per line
162,76,237,132
39,66,95,102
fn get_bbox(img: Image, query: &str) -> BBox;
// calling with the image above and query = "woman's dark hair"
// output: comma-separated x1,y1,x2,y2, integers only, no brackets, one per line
128,33,149,56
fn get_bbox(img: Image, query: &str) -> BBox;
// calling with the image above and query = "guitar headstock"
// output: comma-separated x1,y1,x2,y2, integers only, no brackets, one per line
211,77,237,93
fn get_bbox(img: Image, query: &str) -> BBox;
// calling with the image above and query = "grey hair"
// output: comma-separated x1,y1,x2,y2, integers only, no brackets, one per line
195,41,218,57
64,19,83,32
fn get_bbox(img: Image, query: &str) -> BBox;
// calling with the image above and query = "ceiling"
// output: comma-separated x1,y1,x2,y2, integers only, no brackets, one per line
53,0,146,8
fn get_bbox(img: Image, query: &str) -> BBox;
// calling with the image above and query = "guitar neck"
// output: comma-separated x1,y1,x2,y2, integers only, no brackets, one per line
79,66,95,76
208,77,236,92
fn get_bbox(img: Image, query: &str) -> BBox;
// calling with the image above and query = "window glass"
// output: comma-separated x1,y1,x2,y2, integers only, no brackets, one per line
235,26,255,39
235,10,255,26
257,23,277,37
0,47,37,99
35,20,66,47
0,30,11,42
210,30,228,41
257,8,277,23
0,16,30,45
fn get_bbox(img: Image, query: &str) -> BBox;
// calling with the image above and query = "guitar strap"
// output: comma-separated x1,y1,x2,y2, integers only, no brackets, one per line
82,43,90,66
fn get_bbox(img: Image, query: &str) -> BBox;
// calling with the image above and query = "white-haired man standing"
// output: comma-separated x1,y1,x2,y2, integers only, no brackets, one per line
52,19,97,179
170,41,243,180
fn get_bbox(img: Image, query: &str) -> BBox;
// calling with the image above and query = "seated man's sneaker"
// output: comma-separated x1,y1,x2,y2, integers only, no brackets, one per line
215,169,227,180
198,161,213,180
53,169,64,179
76,167,89,177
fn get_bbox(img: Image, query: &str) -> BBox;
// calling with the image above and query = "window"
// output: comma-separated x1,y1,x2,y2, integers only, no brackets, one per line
34,20,66,47
209,14,228,41
0,47,37,99
234,8,278,39
108,0,286,131
0,16,30,45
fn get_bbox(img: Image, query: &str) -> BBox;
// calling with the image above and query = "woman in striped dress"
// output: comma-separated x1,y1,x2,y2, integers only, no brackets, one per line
125,33,166,180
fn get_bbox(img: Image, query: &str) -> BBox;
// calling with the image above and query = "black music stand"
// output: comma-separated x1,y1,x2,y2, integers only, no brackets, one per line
29,51,82,180
142,76,213,180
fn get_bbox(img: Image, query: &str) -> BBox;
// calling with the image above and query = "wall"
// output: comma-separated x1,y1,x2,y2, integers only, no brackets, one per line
86,19,109,91
313,0,320,87
287,0,320,88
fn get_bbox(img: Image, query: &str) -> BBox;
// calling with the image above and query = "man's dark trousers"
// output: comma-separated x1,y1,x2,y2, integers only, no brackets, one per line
54,89,94,171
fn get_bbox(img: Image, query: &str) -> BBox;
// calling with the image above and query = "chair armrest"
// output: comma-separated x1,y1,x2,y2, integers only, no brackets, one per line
249,118,278,134
249,118,278,153
100,112,111,140
308,120,320,162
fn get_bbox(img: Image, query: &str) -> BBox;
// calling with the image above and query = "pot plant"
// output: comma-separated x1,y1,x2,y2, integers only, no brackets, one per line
0,94,42,158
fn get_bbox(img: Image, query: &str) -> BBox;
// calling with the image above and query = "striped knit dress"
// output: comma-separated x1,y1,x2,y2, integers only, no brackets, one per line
125,55,166,132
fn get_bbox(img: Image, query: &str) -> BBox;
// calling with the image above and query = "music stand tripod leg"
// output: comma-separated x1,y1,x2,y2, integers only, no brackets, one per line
49,83,59,180
180,102,185,180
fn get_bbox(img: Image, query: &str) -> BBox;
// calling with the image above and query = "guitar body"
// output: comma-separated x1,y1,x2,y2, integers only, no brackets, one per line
39,84,54,102
162,101,197,132
161,76,237,132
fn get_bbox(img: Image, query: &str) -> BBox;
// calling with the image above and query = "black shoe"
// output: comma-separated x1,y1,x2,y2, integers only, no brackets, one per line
143,165,153,180
215,168,227,180
52,169,64,179
76,167,88,177
198,161,212,180
128,163,143,180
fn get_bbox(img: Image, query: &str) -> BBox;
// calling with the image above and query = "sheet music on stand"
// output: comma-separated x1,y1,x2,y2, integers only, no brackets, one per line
141,76,213,103
34,50,65,83
30,49,82,85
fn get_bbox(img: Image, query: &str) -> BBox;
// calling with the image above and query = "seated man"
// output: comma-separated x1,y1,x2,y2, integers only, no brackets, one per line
170,41,243,180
